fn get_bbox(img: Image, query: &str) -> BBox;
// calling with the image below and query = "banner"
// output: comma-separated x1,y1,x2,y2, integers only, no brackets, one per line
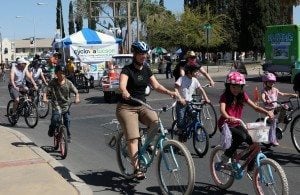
70,44,118,62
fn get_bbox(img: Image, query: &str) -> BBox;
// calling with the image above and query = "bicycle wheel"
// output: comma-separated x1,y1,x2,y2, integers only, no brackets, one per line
253,158,289,195
24,101,39,128
170,120,179,139
59,125,68,159
210,145,234,189
193,125,209,158
6,100,18,126
157,139,195,195
201,102,217,138
116,132,135,179
291,115,300,153
54,129,59,150
36,94,50,118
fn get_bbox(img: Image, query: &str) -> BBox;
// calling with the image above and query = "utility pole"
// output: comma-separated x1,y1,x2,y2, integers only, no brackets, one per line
0,32,2,64
127,0,131,53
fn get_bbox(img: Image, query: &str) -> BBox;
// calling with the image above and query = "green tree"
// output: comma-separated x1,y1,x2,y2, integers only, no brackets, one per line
56,0,65,38
68,1,75,35
74,0,84,32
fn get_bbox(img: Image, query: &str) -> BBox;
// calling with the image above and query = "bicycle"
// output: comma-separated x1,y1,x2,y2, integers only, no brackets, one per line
170,100,209,158
32,81,50,118
171,84,217,138
101,119,121,148
53,102,74,159
6,88,39,128
256,97,300,148
116,97,195,195
210,117,289,194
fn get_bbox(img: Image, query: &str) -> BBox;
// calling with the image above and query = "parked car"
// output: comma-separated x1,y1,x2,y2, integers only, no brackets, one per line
100,54,133,103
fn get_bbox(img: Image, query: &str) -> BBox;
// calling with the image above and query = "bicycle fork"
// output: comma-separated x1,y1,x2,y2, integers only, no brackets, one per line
256,152,275,185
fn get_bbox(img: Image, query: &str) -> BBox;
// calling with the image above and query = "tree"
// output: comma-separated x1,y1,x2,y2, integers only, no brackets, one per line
56,0,65,38
69,1,75,35
74,0,84,32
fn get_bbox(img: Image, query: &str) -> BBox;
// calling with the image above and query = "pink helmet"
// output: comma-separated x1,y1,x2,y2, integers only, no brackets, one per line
226,71,246,85
262,72,276,82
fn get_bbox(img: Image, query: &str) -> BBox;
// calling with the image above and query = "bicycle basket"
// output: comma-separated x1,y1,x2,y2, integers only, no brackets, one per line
247,122,269,143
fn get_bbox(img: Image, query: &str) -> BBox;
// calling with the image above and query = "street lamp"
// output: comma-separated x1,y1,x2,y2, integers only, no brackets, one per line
204,23,212,73
15,16,36,55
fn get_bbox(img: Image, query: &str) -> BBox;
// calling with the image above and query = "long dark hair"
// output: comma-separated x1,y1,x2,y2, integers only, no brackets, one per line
223,83,245,106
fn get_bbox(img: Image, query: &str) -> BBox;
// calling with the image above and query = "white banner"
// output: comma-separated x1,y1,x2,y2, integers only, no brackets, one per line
70,44,118,62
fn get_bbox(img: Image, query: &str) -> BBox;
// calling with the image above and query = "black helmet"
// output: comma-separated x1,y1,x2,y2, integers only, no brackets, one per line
184,64,200,73
55,65,66,73
131,41,149,53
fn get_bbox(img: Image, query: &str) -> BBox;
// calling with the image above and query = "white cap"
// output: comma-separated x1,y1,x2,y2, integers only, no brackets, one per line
17,58,28,64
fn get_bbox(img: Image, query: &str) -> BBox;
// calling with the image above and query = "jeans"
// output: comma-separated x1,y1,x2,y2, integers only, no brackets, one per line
49,110,71,136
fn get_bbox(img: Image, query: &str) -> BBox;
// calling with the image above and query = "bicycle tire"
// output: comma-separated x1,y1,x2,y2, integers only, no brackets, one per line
157,139,195,195
291,115,300,153
36,93,50,118
54,129,59,150
201,102,218,138
170,120,179,139
210,145,234,189
193,125,209,158
116,132,135,179
253,158,289,195
24,101,39,128
6,100,18,126
59,125,68,159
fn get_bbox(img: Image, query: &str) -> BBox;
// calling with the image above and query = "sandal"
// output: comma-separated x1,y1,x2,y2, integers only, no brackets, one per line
134,169,145,180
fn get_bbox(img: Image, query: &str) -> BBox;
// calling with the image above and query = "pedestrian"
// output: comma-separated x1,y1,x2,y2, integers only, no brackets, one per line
165,54,173,79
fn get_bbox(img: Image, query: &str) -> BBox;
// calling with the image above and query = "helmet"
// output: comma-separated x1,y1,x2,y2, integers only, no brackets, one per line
262,72,276,82
131,41,149,53
17,58,28,65
55,65,66,73
184,64,200,73
185,51,196,59
226,71,246,85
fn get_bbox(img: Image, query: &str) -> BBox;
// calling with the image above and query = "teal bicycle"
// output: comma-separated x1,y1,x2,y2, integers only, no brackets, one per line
116,98,195,195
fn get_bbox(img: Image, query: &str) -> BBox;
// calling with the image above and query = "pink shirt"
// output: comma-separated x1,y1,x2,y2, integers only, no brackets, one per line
218,92,249,128
262,88,279,110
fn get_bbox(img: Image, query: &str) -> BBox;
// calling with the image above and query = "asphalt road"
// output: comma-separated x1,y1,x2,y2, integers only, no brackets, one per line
0,72,299,195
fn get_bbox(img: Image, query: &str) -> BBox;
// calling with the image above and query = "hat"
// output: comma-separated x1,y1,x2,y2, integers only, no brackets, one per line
17,58,28,64
185,51,196,59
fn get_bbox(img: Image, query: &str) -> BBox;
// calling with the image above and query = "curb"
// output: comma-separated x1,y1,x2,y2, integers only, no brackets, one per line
4,126,93,195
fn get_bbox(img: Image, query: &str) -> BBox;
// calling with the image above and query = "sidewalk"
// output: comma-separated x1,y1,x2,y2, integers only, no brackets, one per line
0,126,93,195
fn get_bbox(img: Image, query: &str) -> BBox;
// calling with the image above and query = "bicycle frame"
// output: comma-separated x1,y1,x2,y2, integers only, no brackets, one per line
184,104,203,139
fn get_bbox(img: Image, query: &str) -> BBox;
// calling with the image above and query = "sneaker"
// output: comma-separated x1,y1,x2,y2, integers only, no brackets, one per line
272,141,279,146
67,136,72,143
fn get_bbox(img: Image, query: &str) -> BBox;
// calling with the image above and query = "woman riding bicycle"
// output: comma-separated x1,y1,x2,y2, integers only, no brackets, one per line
116,41,178,180
218,72,274,178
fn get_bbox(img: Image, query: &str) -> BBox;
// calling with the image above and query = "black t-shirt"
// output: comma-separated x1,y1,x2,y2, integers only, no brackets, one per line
120,63,153,106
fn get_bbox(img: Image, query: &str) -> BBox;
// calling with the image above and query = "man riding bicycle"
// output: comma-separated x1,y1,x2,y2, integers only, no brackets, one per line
8,58,38,115
44,65,80,143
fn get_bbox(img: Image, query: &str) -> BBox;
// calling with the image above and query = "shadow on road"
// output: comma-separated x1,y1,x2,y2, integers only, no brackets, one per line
41,145,66,160
192,182,248,195
77,169,146,194
263,150,300,165
85,96,106,104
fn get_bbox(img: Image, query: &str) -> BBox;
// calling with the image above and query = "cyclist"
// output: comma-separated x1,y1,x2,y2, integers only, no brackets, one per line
175,64,211,142
261,72,298,145
218,71,274,178
66,56,76,84
45,65,80,143
8,58,38,115
116,41,178,180
175,51,215,86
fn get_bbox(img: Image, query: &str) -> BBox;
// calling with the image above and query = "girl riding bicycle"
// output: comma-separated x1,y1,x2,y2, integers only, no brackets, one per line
175,64,210,142
218,72,274,176
261,72,298,145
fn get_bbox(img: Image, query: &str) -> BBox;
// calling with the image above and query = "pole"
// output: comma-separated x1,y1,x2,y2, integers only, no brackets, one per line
127,0,131,53
59,7,66,66
0,32,2,64
33,17,36,55
136,0,140,41
206,27,209,73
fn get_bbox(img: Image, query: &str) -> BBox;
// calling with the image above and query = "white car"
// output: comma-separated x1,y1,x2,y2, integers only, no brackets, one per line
100,54,133,103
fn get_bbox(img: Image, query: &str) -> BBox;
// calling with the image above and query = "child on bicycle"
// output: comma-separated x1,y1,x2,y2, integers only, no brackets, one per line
218,72,274,177
175,64,210,142
261,72,298,145
44,65,80,143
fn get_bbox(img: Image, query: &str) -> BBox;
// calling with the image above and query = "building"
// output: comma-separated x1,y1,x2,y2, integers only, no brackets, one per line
1,37,53,64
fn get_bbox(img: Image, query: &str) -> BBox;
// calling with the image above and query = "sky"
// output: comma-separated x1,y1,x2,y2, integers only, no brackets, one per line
0,0,299,40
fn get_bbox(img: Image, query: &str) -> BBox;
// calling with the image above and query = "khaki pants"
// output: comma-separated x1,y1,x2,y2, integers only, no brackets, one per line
116,103,158,140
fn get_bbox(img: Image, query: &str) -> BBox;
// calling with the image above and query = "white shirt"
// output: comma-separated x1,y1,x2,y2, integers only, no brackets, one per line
175,75,201,101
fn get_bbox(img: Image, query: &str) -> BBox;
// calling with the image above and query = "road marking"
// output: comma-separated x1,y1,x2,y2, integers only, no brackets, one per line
0,158,45,168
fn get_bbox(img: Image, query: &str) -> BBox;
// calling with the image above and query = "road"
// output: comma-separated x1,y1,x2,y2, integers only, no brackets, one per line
0,72,299,194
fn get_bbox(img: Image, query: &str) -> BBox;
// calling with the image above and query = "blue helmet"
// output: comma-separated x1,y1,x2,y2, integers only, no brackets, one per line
131,41,149,53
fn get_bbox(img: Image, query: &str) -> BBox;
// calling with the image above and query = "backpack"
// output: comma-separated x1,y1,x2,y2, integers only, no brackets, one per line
172,64,181,80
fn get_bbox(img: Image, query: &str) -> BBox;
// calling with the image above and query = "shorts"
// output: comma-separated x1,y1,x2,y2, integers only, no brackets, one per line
8,84,21,100
116,103,158,140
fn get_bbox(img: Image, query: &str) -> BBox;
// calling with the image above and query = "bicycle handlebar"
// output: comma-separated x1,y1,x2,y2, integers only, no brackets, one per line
233,117,269,130
130,97,177,112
